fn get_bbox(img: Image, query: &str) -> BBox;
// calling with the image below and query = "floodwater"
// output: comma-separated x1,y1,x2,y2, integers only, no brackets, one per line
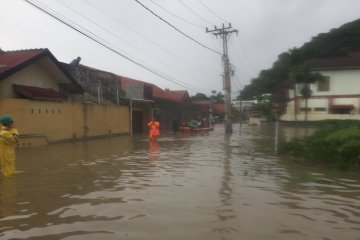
0,123,359,240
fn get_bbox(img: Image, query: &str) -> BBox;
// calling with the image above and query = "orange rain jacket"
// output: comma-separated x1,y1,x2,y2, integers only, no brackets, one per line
148,120,160,140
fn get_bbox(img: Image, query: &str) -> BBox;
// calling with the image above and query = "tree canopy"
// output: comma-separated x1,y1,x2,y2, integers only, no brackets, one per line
239,19,360,101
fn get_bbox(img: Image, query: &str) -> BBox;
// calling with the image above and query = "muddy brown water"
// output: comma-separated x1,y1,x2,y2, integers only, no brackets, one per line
0,123,359,240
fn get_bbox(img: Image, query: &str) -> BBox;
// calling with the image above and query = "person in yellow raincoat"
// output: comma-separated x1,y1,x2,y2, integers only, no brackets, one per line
148,118,160,141
0,115,19,177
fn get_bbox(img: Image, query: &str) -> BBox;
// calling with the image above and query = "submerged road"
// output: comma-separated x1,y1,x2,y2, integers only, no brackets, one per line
0,123,359,240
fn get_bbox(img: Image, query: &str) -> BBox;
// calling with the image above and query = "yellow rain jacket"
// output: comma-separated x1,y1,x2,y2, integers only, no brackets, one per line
0,127,19,177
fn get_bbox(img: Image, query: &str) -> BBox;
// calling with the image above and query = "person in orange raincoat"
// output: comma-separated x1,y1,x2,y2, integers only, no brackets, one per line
0,115,19,177
148,118,160,141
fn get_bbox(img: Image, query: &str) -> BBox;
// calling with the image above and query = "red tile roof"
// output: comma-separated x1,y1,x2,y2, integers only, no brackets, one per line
214,103,225,113
308,55,360,70
193,100,213,111
152,84,172,99
167,90,191,102
0,48,83,93
0,49,46,74
120,76,149,91
13,84,66,101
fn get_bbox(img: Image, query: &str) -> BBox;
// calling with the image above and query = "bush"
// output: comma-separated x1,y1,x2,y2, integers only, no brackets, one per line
280,120,360,169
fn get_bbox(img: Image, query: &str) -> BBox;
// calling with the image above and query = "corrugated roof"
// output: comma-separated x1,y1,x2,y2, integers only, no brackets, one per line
13,84,66,101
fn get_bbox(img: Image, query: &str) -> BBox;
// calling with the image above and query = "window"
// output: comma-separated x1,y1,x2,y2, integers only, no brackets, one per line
314,107,326,112
317,77,330,92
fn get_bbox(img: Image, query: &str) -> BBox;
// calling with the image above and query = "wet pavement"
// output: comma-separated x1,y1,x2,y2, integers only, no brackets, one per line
0,123,359,240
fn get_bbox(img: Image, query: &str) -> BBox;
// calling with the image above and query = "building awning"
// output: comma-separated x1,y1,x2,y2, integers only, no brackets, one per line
13,84,66,101
330,104,354,110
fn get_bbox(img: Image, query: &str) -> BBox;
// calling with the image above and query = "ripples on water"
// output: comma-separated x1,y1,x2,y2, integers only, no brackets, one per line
0,123,359,240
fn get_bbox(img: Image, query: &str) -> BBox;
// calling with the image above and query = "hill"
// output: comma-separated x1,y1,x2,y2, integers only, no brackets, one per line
239,19,360,100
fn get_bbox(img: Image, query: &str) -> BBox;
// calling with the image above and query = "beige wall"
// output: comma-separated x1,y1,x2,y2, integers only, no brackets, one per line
0,99,130,146
0,57,71,98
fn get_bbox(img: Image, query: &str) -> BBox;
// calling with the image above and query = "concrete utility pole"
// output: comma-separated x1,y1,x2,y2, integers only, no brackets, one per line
206,23,238,133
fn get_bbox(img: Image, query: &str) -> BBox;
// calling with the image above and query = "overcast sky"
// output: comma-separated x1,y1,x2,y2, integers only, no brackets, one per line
1,0,360,97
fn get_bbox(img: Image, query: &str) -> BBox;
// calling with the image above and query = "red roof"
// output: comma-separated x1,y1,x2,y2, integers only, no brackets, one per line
0,48,83,93
167,90,191,102
214,103,225,113
120,76,149,91
0,49,46,74
308,55,360,70
120,76,190,103
13,84,65,101
152,85,172,99
151,86,188,102
193,100,213,111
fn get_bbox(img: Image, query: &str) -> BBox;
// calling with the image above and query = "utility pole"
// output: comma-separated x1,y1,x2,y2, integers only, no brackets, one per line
206,23,238,134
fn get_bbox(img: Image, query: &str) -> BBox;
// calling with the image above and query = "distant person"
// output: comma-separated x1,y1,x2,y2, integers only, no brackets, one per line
209,114,215,126
172,119,180,132
0,115,19,177
70,56,81,66
148,118,160,141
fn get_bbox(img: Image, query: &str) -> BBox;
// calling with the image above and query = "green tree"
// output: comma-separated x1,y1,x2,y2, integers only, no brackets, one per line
190,92,210,101
240,19,360,101
253,94,275,120
289,64,325,122
210,90,224,104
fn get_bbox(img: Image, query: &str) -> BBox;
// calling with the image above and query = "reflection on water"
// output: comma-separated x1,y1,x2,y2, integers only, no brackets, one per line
0,123,359,240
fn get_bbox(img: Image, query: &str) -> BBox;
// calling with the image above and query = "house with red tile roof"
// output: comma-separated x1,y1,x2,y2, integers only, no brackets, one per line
281,51,360,121
0,48,83,100
64,61,200,133
0,48,130,145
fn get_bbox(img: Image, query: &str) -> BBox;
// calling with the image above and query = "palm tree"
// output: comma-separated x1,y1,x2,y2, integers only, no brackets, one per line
290,64,325,122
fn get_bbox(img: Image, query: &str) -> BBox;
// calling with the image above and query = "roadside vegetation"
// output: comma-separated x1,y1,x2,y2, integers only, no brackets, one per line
280,120,360,170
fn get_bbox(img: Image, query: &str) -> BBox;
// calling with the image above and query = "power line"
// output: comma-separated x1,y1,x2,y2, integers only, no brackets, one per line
24,0,200,92
54,0,209,92
197,0,229,23
148,0,205,29
83,0,218,89
178,0,214,26
133,0,221,55
229,38,257,78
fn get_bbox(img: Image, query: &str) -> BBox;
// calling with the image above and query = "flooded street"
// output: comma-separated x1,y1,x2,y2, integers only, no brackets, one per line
1,123,359,240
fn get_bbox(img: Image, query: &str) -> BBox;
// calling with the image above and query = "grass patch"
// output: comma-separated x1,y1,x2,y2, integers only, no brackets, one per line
280,120,360,170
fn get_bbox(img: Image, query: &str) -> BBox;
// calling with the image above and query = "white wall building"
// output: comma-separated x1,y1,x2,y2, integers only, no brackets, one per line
281,52,360,121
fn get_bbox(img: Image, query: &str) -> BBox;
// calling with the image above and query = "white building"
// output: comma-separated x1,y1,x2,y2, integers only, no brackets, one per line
281,52,360,121
232,100,256,112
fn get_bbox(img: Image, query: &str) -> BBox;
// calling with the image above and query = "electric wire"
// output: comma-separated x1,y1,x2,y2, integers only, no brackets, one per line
54,0,208,92
229,35,257,77
24,0,200,92
178,0,214,26
197,0,229,23
82,0,218,89
133,0,221,55
148,0,205,29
